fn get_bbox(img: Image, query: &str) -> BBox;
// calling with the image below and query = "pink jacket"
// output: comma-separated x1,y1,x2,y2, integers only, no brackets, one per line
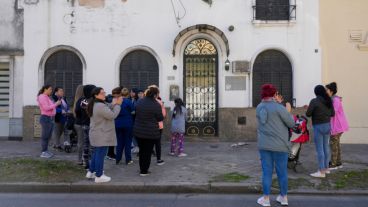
330,96,349,135
156,99,166,129
37,94,57,117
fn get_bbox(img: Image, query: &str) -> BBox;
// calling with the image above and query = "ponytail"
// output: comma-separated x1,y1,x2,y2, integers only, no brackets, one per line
37,85,52,96
87,87,103,117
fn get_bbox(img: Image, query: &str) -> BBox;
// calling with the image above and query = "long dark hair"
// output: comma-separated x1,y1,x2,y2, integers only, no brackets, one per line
173,98,185,119
87,87,103,117
314,85,333,109
37,85,52,96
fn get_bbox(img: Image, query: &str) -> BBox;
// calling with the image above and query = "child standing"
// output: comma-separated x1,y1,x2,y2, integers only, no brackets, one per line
170,98,187,157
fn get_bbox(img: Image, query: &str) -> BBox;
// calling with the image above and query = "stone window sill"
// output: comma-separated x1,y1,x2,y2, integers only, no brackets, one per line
252,20,296,27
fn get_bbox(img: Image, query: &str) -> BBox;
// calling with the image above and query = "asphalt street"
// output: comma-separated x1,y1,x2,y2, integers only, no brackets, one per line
0,193,366,207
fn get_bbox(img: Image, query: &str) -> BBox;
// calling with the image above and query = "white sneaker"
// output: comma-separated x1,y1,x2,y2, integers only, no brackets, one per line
95,174,111,183
310,171,326,178
86,171,96,179
325,170,331,174
257,196,271,207
337,165,343,169
276,195,288,206
169,152,175,156
40,151,52,158
178,153,187,157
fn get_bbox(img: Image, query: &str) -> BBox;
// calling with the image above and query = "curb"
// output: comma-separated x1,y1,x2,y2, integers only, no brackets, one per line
1,182,368,195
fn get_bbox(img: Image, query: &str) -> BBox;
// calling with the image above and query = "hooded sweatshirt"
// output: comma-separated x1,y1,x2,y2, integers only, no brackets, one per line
74,85,96,126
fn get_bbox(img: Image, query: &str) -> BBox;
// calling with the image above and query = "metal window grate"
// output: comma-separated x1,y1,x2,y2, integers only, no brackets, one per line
0,63,10,117
253,0,296,21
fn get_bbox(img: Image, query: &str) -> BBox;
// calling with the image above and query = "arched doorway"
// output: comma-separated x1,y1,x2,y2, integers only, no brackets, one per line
252,49,293,106
120,50,159,89
44,50,83,106
184,39,218,136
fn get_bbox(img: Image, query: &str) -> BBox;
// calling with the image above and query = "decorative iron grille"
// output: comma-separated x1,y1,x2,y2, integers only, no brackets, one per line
184,39,218,136
253,0,296,21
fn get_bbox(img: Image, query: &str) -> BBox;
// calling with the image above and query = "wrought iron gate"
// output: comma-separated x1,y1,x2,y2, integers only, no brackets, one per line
184,39,218,136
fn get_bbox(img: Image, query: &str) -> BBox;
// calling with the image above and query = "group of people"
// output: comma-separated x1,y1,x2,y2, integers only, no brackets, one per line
256,82,349,207
37,84,188,183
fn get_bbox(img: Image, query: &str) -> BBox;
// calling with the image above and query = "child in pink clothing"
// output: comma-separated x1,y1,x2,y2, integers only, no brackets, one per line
326,82,349,169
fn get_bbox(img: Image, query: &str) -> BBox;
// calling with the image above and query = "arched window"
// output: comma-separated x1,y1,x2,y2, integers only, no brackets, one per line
252,49,292,106
44,50,83,106
120,50,159,89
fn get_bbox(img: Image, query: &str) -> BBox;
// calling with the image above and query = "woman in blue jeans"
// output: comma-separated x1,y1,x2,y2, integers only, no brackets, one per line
86,87,121,183
256,84,295,207
306,85,335,178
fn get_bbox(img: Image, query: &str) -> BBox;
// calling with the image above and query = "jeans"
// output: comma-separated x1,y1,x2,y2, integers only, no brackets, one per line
115,127,133,163
74,124,84,162
39,115,54,152
259,150,288,196
313,123,331,170
52,122,70,147
89,146,108,177
136,138,156,174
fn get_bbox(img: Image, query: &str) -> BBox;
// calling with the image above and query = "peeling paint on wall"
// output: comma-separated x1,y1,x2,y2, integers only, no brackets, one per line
69,0,130,35
78,0,105,8
0,0,24,54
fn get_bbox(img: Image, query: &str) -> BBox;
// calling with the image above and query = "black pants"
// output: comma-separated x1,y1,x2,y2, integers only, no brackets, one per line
136,138,156,174
107,146,115,157
153,129,163,161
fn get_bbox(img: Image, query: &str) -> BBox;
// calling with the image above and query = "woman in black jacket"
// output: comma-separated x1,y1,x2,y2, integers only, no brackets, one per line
133,87,164,176
306,85,335,178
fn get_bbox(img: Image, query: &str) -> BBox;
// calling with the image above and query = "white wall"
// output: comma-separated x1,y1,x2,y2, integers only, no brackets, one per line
22,0,321,109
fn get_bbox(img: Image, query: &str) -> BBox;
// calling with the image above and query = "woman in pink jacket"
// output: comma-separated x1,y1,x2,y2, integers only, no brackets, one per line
37,85,61,158
326,82,349,169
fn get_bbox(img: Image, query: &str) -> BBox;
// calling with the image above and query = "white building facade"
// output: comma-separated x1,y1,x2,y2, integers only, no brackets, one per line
9,0,321,140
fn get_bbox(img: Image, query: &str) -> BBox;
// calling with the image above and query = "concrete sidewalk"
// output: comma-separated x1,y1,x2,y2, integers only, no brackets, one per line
0,140,367,194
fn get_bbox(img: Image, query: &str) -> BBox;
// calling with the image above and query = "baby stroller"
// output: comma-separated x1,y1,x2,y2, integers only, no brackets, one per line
288,115,310,172
64,113,77,153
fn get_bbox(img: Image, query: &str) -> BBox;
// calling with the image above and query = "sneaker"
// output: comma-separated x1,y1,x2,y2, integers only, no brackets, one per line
257,196,271,207
310,171,326,178
127,160,134,165
169,152,175,156
178,153,187,157
157,160,165,166
95,174,111,183
86,171,96,179
140,172,151,177
106,155,116,161
325,170,331,174
46,151,54,157
276,195,288,206
40,151,52,158
337,164,343,169
329,164,339,170
131,147,139,154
